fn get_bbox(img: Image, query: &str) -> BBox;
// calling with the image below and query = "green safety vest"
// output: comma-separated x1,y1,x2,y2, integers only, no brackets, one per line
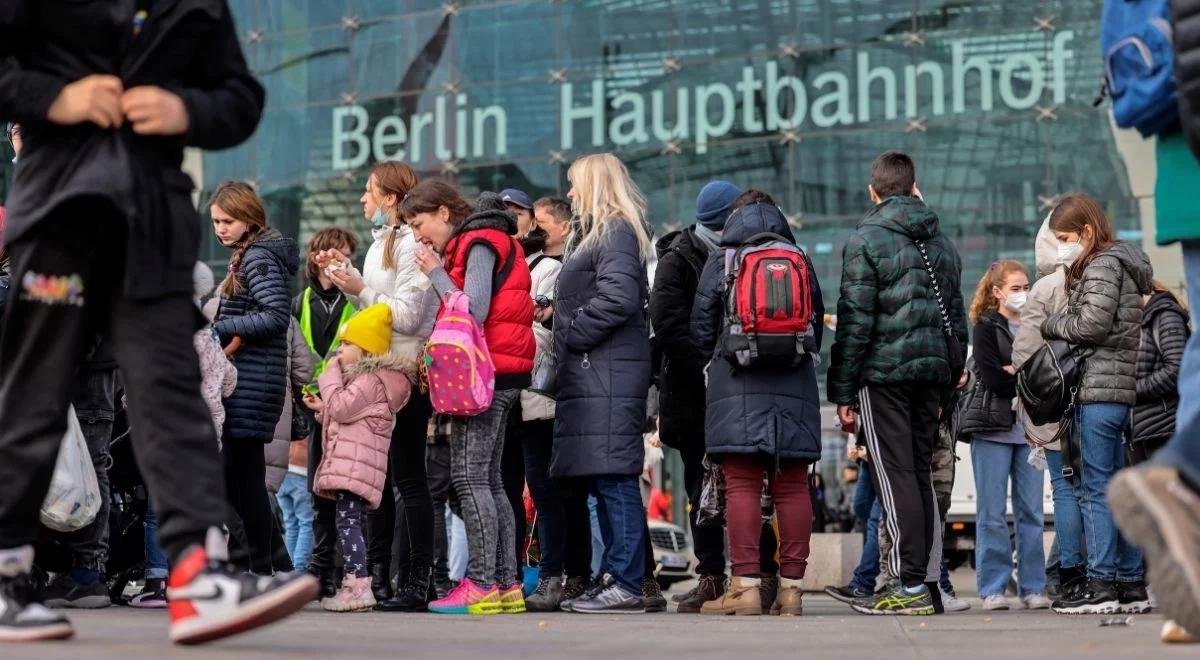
299,287,357,392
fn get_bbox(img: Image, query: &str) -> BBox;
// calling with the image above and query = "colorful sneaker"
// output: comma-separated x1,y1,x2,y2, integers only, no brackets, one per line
850,583,935,616
320,576,376,612
499,583,526,614
166,545,318,645
128,579,169,609
428,577,501,615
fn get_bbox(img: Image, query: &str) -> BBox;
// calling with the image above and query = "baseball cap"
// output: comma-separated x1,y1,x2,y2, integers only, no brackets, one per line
499,188,533,210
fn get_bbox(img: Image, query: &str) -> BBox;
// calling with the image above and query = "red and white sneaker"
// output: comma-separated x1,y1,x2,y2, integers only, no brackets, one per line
167,546,317,645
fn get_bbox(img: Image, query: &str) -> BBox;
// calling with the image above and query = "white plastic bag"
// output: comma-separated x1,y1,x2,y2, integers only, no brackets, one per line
39,406,101,532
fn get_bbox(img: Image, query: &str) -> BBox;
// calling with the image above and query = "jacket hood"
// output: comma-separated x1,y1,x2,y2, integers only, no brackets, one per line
655,229,682,258
719,203,796,246
655,225,711,262
1033,213,1064,277
250,227,300,276
1101,242,1154,295
861,196,940,240
454,191,517,238
344,353,415,410
1142,290,1187,326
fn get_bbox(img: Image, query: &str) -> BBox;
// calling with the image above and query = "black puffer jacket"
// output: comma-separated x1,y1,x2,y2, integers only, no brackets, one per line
649,226,712,450
1132,291,1190,444
1042,242,1154,405
215,228,300,442
691,203,824,462
962,311,1018,437
550,222,651,478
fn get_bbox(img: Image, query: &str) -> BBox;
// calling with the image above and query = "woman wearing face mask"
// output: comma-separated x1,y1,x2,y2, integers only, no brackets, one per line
965,259,1048,610
1041,194,1154,616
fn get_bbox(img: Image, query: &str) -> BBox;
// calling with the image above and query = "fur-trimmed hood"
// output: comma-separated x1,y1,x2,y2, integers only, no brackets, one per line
344,353,416,411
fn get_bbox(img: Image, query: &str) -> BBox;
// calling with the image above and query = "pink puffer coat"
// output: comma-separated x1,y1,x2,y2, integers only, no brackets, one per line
313,354,412,509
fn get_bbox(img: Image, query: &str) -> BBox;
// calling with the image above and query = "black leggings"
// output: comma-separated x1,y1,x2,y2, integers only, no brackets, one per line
223,439,286,574
367,393,435,583
501,406,527,578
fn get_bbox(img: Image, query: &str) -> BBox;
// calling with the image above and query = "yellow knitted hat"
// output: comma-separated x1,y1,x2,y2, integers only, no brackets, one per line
340,304,393,356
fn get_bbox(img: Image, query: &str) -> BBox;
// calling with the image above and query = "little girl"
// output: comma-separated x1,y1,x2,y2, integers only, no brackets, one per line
305,304,412,612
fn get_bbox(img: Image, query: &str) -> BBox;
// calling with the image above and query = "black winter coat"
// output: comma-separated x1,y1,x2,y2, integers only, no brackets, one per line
963,310,1018,436
550,222,651,478
215,229,299,442
691,203,824,463
0,0,264,299
649,226,712,450
1132,291,1190,445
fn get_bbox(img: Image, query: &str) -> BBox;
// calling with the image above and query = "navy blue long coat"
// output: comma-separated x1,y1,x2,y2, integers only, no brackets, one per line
690,203,824,463
550,222,651,478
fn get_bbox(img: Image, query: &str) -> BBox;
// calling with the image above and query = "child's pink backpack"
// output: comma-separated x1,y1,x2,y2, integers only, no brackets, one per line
425,291,495,416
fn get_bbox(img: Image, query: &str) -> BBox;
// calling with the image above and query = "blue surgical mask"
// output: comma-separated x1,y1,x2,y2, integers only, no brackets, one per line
371,208,388,228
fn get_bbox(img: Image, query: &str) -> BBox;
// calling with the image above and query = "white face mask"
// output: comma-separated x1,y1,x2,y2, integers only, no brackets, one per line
1057,242,1083,265
1004,291,1028,314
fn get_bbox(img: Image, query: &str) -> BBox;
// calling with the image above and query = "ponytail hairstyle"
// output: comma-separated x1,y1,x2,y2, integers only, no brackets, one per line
969,259,1029,323
209,181,268,298
567,153,651,261
1048,193,1116,289
371,161,419,271
399,179,473,228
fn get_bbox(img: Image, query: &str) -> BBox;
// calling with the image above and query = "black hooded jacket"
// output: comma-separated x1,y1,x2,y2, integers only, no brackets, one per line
1132,291,1190,445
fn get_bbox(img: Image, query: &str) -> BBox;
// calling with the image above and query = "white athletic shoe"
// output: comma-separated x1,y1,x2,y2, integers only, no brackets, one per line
1021,593,1052,610
939,588,971,612
982,594,1011,611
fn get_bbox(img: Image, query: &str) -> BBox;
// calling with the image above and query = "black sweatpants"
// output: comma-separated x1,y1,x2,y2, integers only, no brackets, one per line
501,404,527,578
858,384,940,588
307,420,338,576
0,202,225,563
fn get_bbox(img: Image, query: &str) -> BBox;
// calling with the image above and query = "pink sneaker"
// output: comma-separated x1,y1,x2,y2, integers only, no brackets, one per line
320,575,376,612
500,583,526,614
428,577,501,615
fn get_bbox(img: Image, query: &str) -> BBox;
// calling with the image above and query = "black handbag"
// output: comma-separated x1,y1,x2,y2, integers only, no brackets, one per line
1016,339,1082,426
914,239,966,384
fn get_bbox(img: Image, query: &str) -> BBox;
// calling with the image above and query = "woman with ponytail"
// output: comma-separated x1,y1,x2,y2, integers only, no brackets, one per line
210,181,300,574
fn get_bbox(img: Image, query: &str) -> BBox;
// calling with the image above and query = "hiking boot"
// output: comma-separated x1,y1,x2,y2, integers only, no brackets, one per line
41,572,111,609
0,547,74,642
375,565,432,612
677,574,724,613
1110,465,1200,633
823,583,872,604
128,578,168,609
769,577,803,616
571,575,644,615
1051,578,1120,615
166,545,318,645
850,582,935,616
321,575,376,612
700,576,762,616
525,575,564,612
759,575,779,615
671,583,698,604
1116,580,1152,614
434,577,456,601
642,576,666,613
499,583,526,614
368,563,392,603
560,575,603,613
428,577,501,615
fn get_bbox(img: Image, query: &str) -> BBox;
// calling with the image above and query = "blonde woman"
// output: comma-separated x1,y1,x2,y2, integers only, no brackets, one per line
550,153,654,614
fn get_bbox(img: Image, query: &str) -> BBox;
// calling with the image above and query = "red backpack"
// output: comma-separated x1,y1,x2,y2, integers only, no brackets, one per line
718,233,816,368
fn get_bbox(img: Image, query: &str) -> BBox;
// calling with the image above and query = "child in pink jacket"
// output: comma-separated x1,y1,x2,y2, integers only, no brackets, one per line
304,304,412,612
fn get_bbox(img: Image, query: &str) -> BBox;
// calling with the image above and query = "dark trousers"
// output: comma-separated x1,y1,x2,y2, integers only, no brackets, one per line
223,439,288,574
501,406,527,577
307,420,337,576
427,442,453,584
590,474,646,594
522,419,592,578
0,205,225,563
65,369,118,572
389,394,435,579
366,464,395,583
859,384,940,588
679,439,727,577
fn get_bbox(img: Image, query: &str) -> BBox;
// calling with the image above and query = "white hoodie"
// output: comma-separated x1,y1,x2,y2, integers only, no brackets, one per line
346,223,438,367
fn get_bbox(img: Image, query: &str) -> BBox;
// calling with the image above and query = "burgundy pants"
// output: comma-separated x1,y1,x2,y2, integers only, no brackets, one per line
723,455,812,579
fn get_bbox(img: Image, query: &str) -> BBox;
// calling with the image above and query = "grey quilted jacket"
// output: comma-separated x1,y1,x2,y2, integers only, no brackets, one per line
1042,242,1154,406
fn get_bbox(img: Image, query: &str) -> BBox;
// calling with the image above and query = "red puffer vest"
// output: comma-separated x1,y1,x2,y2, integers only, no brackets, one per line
443,228,535,382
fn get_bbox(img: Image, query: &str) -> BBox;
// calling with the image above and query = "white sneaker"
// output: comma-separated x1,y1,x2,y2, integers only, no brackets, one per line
982,594,1011,611
1162,620,1198,644
940,588,970,612
1021,593,1052,610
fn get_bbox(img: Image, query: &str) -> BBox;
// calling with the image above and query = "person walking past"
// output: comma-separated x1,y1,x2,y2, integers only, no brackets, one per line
306,305,413,612
827,151,968,616
1129,282,1189,462
964,260,1049,610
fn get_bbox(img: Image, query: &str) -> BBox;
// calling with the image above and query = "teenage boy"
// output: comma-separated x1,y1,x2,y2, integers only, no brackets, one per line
827,151,967,615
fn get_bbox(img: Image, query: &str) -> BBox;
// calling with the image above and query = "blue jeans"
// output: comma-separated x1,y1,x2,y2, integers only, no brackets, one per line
1075,403,1144,581
276,472,314,571
850,462,881,592
1046,449,1084,570
143,503,169,580
971,438,1047,597
1155,240,1200,490
589,475,647,594
588,495,604,578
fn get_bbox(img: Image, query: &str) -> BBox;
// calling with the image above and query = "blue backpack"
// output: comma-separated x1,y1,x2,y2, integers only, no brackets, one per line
1101,0,1179,137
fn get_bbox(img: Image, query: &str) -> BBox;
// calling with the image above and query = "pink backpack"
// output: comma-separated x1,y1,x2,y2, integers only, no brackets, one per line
425,291,495,416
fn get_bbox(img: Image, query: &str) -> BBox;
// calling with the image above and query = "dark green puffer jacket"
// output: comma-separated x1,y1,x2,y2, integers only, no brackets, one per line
827,196,968,406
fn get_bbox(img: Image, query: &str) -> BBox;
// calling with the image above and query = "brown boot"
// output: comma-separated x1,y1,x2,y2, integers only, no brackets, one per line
769,577,803,616
700,576,762,616
759,575,778,614
676,574,724,614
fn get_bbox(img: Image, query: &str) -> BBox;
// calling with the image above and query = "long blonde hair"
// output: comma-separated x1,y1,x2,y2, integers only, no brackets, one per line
567,153,651,260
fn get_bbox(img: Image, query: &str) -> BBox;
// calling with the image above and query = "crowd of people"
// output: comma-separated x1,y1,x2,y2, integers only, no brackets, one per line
2,0,1200,650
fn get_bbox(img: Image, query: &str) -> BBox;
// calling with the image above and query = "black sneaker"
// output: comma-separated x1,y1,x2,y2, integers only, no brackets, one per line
642,576,666,613
41,573,111,609
1116,580,1152,614
571,576,645,615
824,584,873,604
1052,578,1120,615
850,582,935,616
560,576,605,613
128,578,168,609
0,572,74,642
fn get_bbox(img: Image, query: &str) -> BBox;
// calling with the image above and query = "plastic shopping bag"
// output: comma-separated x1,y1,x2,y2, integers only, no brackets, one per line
39,406,101,532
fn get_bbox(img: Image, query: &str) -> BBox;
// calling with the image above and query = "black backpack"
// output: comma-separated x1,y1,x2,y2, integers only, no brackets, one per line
1016,340,1083,426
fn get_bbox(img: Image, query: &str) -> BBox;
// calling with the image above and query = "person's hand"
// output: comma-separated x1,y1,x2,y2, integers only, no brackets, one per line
837,404,857,431
46,75,124,128
120,86,189,136
415,243,441,275
534,305,554,323
329,267,365,296
302,393,324,413
957,369,970,388
315,248,348,270
223,336,243,358
1002,365,1016,376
